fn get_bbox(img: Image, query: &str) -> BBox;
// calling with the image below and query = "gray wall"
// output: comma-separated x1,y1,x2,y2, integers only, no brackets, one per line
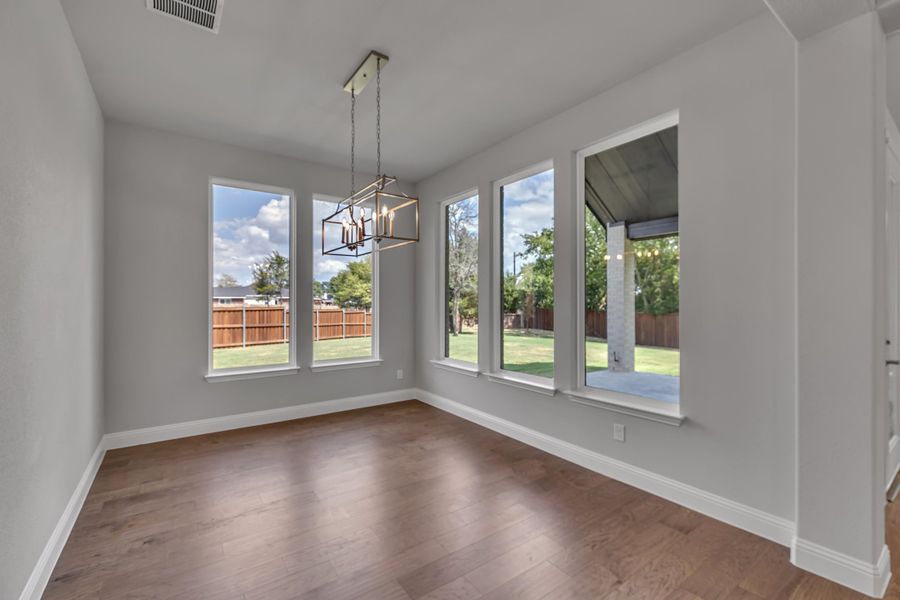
103,121,416,433
415,13,797,521
795,11,888,566
0,1,105,598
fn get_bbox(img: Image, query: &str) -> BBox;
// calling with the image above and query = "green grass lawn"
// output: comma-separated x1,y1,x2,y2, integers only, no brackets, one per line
447,329,679,378
212,337,373,370
214,330,679,378
313,336,373,362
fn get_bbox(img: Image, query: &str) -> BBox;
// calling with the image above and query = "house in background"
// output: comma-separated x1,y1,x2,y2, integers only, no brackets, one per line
212,286,290,306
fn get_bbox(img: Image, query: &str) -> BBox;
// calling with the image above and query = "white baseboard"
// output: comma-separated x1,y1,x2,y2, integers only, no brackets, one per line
792,538,891,598
104,388,417,449
18,439,106,600
415,388,794,547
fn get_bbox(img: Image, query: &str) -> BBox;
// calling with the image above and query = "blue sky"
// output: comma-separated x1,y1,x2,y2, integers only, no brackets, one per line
313,198,370,283
212,184,290,286
212,172,551,288
212,187,370,288
502,169,554,275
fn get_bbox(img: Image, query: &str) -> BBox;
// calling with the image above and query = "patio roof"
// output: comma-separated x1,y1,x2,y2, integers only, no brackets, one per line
585,125,678,238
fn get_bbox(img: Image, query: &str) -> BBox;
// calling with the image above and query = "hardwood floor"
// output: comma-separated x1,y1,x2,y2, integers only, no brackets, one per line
43,401,878,599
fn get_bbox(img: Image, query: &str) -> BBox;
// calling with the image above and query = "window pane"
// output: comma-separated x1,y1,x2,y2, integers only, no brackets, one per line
500,168,554,378
444,195,479,362
583,124,680,404
313,198,374,362
211,184,291,370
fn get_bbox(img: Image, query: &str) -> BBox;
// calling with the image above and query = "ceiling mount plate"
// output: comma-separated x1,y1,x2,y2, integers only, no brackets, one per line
343,51,389,94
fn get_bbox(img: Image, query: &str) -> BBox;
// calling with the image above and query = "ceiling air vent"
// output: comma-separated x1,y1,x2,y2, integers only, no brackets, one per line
146,0,223,34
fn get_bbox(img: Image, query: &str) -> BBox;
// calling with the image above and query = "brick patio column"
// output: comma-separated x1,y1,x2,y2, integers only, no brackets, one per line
606,222,634,372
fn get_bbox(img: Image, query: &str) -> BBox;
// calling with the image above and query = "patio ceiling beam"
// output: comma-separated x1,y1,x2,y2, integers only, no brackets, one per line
627,216,679,240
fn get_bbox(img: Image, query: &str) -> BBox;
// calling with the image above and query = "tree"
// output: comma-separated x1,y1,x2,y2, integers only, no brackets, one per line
328,260,372,308
502,273,524,314
216,273,239,288
446,199,479,335
633,236,679,315
584,208,608,312
581,205,680,316
312,280,326,299
251,251,289,302
519,227,554,309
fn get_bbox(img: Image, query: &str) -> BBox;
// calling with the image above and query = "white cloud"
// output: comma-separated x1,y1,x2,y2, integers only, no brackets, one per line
213,197,290,285
501,171,554,273
314,257,348,282
254,198,290,244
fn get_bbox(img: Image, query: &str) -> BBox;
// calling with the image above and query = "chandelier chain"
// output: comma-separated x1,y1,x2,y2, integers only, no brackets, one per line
350,85,356,197
376,57,382,181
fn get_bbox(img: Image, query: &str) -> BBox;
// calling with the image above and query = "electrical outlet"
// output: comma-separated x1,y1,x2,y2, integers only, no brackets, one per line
396,369,404,380
613,423,625,442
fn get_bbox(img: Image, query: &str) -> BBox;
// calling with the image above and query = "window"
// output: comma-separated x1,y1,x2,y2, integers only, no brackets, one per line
210,180,294,372
497,164,555,379
312,197,375,363
579,116,680,409
442,193,479,363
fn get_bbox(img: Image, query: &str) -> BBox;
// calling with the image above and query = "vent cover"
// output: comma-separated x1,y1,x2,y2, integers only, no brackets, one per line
146,0,223,33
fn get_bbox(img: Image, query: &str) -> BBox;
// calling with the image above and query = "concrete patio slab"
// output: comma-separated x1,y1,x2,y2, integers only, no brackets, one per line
585,370,679,404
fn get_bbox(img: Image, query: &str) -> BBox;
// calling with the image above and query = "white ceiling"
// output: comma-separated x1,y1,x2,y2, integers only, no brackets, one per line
763,0,872,40
61,0,766,182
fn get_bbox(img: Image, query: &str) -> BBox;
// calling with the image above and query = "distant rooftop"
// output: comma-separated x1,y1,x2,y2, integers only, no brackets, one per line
212,286,289,297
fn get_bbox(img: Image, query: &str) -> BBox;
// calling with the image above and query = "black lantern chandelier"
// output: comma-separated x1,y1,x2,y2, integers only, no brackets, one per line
321,51,419,257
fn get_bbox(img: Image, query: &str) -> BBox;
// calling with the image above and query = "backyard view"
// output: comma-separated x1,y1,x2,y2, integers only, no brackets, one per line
211,183,292,371
213,142,679,387
312,198,373,362
447,329,678,378
581,123,680,403
437,157,680,394
214,337,372,369
500,168,555,377
210,192,376,370
444,194,478,361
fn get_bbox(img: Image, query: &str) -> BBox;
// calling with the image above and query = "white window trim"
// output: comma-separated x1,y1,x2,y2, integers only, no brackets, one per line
487,371,556,396
436,188,480,370
430,358,480,377
311,194,380,368
310,358,383,372
205,365,302,383
490,159,556,390
573,110,683,424
566,389,683,426
207,177,298,379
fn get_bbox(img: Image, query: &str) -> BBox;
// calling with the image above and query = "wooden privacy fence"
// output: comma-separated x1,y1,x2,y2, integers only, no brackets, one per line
212,306,372,349
313,308,372,341
213,305,290,349
506,308,679,349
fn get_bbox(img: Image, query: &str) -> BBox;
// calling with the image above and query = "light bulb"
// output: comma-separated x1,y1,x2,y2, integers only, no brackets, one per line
604,255,610,261
616,254,623,260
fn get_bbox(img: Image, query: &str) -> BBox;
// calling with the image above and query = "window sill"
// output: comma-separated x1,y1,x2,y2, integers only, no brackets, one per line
486,372,556,396
310,357,383,372
566,388,684,426
430,359,480,377
205,365,300,383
